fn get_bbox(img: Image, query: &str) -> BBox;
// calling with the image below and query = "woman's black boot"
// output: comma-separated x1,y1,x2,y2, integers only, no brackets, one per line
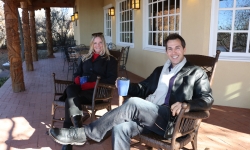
61,144,72,150
71,115,82,127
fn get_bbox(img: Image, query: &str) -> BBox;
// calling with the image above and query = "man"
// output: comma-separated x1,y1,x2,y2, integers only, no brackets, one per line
48,34,214,150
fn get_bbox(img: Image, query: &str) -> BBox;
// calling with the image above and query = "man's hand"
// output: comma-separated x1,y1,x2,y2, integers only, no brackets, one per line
171,102,182,116
171,102,190,116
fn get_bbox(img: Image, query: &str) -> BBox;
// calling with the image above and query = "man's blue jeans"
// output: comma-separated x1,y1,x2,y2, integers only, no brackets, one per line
84,97,171,150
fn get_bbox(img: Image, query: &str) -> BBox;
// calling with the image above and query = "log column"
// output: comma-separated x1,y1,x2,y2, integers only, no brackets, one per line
21,2,33,71
45,8,54,58
29,8,38,61
4,0,25,92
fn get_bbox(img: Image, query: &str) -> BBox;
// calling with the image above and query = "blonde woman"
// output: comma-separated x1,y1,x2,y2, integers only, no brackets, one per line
61,32,117,150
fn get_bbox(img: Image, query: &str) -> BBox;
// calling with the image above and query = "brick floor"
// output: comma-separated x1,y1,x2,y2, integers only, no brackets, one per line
0,52,249,150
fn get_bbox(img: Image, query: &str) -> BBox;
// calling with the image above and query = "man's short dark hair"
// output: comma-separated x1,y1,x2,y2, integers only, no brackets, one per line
164,33,186,49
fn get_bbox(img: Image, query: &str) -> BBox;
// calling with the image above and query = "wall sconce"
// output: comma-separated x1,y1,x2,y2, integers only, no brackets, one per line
71,15,75,22
74,12,78,20
131,0,140,9
108,7,115,16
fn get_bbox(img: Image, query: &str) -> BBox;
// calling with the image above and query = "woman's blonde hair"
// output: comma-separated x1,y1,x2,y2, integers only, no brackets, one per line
82,33,110,61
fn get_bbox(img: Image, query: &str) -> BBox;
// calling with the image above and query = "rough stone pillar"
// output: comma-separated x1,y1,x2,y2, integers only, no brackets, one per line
4,0,25,92
29,8,38,61
45,7,54,58
21,2,34,71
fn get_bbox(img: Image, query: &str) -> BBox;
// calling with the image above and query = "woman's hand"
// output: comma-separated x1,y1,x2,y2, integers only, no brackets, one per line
115,77,121,88
74,76,80,85
115,77,127,88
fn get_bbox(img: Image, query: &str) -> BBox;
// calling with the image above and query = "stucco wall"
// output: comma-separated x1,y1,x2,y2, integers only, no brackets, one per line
76,0,250,108
74,0,104,45
128,0,250,109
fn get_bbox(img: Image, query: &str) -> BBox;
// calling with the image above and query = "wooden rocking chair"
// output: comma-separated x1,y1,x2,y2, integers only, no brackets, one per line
132,50,221,150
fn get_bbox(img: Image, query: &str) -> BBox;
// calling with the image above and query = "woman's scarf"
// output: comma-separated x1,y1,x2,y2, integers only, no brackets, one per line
145,57,187,105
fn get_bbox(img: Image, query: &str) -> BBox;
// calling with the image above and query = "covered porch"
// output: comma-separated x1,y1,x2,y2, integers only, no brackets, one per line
0,52,249,150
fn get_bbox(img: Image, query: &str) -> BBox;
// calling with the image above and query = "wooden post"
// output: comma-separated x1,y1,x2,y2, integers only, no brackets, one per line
45,7,54,58
20,2,34,71
4,0,25,92
29,8,38,61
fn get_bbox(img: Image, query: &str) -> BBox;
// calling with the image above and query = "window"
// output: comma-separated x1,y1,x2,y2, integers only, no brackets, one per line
210,0,250,61
143,0,181,53
117,0,134,46
104,7,112,44
105,12,111,37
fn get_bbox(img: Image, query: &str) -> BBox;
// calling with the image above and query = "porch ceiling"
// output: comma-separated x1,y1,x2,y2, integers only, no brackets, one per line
2,0,75,10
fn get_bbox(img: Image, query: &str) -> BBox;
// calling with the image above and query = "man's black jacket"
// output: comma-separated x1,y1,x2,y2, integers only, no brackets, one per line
128,61,214,111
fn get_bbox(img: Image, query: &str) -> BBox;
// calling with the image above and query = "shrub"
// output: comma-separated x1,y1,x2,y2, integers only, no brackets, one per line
0,77,9,88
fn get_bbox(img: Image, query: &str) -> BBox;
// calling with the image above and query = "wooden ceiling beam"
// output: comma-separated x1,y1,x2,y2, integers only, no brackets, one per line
29,2,74,9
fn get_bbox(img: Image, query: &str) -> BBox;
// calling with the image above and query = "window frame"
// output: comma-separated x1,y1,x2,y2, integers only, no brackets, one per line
209,0,250,62
142,0,182,53
116,0,135,48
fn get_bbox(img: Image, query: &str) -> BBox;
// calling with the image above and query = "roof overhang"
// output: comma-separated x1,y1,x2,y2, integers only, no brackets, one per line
2,0,75,10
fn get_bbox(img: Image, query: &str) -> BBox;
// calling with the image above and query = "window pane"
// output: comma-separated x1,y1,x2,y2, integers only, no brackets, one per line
217,33,231,52
176,15,179,30
169,16,175,31
163,0,169,15
158,1,163,16
129,10,133,20
149,4,153,17
158,17,162,30
218,10,233,30
163,32,168,44
126,22,129,31
176,0,180,11
236,0,250,7
233,33,247,52
108,29,111,36
124,0,127,10
234,10,250,30
163,16,168,31
153,18,157,31
130,22,133,31
219,0,234,8
130,33,133,43
153,3,157,16
123,23,126,32
149,18,153,31
158,32,163,46
153,32,157,45
148,32,153,45
170,0,176,14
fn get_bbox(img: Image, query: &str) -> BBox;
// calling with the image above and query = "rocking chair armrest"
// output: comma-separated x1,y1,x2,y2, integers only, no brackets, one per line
183,110,210,120
98,83,116,89
181,103,210,119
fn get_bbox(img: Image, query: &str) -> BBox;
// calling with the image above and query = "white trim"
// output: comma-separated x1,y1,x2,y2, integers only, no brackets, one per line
209,0,217,56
